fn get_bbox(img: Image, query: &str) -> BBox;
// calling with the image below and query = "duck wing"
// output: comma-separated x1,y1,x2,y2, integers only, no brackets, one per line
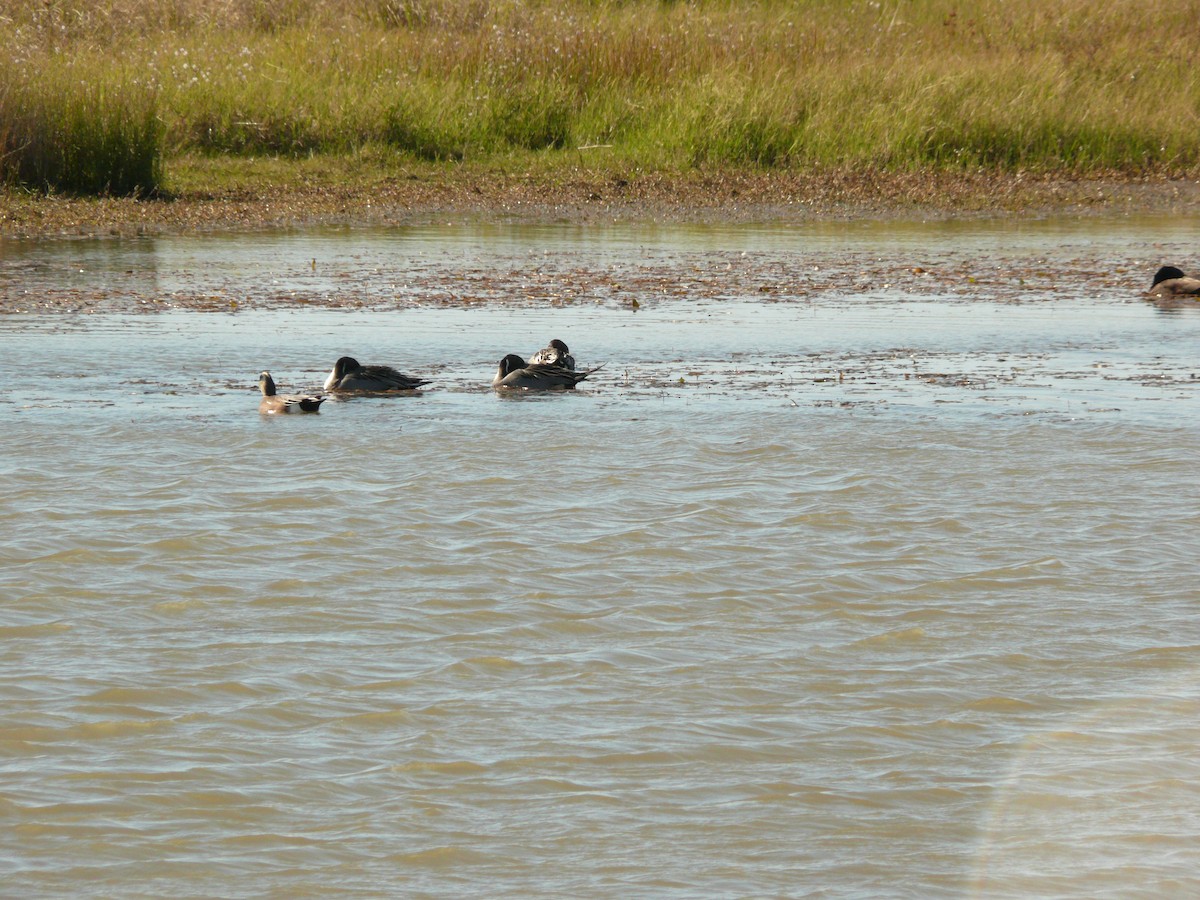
340,365,431,391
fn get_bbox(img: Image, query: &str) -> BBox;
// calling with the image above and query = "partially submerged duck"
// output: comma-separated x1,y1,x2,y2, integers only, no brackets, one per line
528,338,576,370
492,354,600,390
1148,266,1200,298
323,356,431,392
258,372,325,414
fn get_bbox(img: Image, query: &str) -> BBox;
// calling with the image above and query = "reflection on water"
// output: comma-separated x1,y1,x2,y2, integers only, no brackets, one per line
1,221,1199,898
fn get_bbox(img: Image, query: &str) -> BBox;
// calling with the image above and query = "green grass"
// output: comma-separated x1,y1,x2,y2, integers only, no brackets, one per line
0,63,163,195
2,0,1199,196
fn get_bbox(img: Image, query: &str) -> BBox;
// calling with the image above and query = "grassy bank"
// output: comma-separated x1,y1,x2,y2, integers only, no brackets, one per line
2,0,1199,197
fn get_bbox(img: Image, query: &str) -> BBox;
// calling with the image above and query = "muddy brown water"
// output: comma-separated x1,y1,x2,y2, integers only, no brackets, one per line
2,218,1199,898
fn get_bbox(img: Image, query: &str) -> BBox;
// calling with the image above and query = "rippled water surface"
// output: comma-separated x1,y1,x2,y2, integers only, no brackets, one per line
2,220,1200,898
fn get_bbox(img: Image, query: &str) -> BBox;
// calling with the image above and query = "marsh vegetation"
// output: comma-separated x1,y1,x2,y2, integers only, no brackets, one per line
2,0,1197,197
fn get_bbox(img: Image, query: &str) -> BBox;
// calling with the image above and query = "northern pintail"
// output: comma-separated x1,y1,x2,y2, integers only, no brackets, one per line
323,356,431,392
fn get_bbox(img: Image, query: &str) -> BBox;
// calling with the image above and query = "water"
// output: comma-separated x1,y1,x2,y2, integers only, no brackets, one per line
2,220,1199,898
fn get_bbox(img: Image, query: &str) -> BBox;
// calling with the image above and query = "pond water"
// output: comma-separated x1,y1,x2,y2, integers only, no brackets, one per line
1,218,1199,898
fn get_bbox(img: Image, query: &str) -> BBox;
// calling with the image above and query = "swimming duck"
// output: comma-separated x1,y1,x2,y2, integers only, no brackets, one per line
1148,266,1200,297
528,338,576,370
323,356,431,392
492,354,600,390
258,372,325,414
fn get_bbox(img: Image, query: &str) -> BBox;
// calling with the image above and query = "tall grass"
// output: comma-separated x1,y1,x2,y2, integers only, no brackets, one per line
0,63,163,195
2,0,1199,195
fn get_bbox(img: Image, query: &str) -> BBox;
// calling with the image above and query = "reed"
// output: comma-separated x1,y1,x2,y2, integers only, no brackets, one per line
2,0,1198,196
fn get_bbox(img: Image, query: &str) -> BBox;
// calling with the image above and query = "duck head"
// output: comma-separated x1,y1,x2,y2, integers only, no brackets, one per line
496,354,527,378
1152,266,1187,288
325,356,362,390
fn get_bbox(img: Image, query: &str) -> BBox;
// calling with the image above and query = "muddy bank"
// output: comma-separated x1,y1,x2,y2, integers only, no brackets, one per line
5,169,1200,238
4,168,1200,316
4,216,1196,316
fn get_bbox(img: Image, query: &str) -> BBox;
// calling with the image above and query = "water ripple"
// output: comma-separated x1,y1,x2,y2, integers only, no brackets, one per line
2,231,1200,897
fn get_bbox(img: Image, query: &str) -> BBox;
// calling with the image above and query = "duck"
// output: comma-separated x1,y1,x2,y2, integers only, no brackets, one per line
323,356,431,392
492,354,601,390
258,372,325,414
528,338,576,370
1148,266,1200,298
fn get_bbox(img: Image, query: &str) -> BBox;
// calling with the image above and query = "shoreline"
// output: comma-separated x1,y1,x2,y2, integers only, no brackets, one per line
4,169,1200,238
